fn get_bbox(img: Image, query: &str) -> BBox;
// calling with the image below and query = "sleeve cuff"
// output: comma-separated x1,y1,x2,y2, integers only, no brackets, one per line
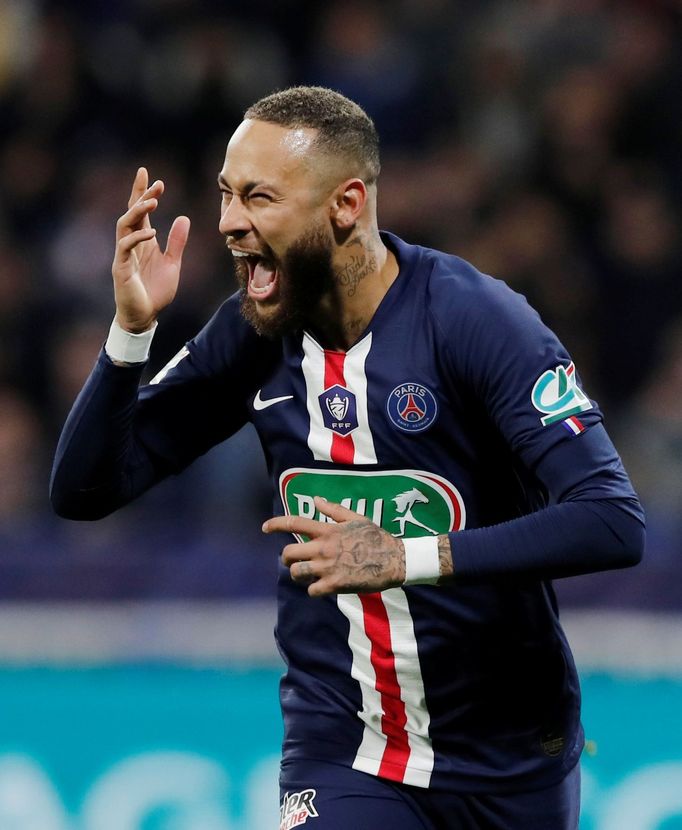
403,536,441,585
105,318,157,364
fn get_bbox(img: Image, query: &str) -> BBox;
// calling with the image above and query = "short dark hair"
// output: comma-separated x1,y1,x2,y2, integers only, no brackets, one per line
244,86,380,184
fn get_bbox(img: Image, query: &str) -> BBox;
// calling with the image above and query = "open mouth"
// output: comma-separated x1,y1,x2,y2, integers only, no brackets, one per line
232,249,279,303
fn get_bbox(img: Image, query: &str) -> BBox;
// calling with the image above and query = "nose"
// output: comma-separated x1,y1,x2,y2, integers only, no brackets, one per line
219,194,252,237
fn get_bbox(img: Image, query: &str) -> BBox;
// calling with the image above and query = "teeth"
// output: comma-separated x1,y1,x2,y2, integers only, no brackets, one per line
231,250,251,257
250,284,271,295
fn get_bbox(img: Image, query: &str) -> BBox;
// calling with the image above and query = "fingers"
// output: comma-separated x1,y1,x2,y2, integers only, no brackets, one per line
265,499,376,598
128,167,148,208
121,170,189,262
308,579,333,598
314,496,361,523
118,172,180,247
115,197,158,265
116,196,159,241
263,497,367,538
121,171,164,238
289,567,340,598
298,568,347,598
165,215,191,262
283,547,334,597
281,540,319,566
263,513,333,539
282,542,320,589
291,559,317,586
116,227,157,262
127,168,164,209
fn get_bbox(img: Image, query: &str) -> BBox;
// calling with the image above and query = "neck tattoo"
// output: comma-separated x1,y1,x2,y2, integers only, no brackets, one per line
336,251,377,297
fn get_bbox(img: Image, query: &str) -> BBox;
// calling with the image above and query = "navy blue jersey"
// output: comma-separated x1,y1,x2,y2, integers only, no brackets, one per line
51,232,644,794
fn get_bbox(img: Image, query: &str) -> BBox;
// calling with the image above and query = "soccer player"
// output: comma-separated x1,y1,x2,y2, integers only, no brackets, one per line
51,87,644,829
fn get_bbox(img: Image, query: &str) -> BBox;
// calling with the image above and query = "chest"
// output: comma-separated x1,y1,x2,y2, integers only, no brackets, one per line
254,328,464,458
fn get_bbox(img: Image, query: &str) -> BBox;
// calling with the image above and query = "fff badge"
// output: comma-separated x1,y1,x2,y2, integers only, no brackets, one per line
319,383,358,437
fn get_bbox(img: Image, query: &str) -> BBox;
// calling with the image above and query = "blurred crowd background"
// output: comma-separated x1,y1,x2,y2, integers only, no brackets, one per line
0,0,681,608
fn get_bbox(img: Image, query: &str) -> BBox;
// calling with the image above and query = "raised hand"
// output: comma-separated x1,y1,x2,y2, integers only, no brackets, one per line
263,497,406,597
112,167,191,332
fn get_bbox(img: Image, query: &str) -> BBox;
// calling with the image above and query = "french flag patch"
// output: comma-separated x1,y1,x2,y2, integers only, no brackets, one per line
562,415,585,436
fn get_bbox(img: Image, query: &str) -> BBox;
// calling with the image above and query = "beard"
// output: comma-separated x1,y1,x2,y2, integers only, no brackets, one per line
235,224,336,339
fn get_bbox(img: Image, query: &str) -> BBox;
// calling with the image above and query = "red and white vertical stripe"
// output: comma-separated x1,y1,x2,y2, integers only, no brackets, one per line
337,590,435,787
300,331,435,787
300,332,377,464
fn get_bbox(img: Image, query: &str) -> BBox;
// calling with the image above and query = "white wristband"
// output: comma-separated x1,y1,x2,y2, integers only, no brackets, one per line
403,537,441,585
105,318,157,364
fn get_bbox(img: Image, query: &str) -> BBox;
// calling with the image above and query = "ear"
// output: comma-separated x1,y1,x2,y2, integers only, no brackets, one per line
331,179,367,229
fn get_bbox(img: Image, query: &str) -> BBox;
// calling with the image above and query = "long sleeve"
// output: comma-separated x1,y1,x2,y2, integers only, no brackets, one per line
448,423,645,582
50,351,164,519
50,296,278,520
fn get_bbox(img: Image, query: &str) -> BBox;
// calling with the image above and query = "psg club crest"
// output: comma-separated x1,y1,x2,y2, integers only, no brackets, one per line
319,384,358,437
387,382,438,433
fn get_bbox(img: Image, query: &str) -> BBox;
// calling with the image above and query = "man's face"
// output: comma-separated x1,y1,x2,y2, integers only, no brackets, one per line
218,119,337,337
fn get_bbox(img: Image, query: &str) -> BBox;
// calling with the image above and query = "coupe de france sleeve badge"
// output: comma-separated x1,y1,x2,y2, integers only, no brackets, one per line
531,361,593,427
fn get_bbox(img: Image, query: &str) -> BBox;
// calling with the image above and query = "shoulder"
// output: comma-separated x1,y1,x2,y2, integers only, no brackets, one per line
190,292,281,372
387,232,542,338
145,292,283,395
428,253,534,331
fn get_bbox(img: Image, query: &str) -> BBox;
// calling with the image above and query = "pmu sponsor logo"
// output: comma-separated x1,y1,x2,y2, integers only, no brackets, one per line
279,468,465,542
280,788,319,829
531,361,593,426
386,382,438,433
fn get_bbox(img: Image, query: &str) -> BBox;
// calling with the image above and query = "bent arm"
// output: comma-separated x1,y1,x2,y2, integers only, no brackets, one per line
442,497,643,584
50,351,160,520
51,295,279,522
443,424,645,583
50,164,195,519
50,347,255,521
265,424,645,596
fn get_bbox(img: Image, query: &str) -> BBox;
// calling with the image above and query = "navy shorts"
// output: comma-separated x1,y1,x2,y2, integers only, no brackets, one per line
279,759,580,830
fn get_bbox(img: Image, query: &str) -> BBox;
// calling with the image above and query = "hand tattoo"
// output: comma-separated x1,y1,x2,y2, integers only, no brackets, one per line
333,520,404,592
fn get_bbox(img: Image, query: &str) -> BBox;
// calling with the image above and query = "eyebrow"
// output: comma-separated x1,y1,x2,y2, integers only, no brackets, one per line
217,175,268,194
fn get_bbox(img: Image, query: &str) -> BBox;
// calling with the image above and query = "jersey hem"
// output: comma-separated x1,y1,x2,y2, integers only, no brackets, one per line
282,731,584,795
